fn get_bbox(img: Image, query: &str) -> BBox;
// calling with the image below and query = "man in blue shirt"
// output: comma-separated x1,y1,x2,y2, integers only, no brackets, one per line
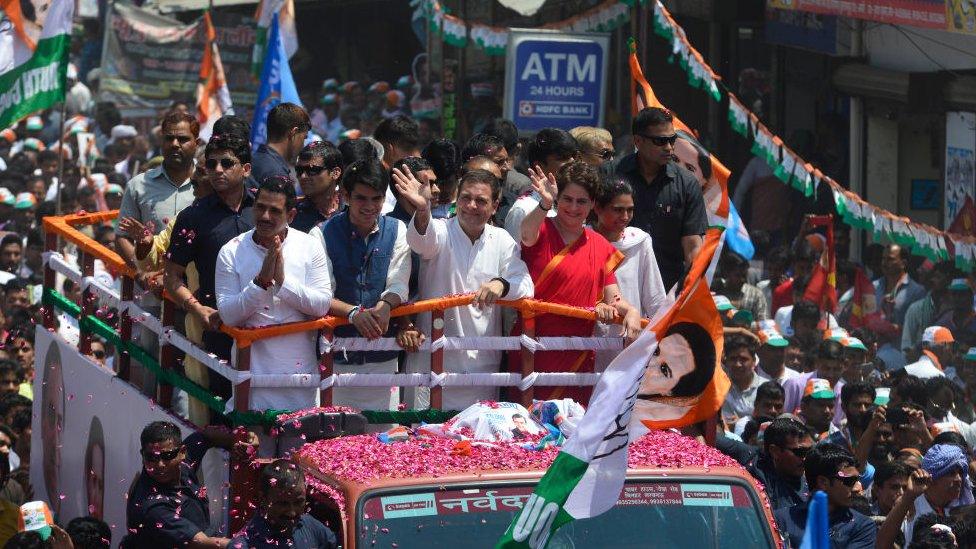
251,103,309,186
774,443,877,548
230,460,337,548
747,417,813,511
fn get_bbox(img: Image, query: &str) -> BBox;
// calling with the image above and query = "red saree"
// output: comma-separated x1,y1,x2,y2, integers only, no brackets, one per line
512,218,624,403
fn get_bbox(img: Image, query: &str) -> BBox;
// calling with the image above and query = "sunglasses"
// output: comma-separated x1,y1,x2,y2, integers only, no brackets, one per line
92,349,105,359
142,446,182,463
295,164,327,177
834,474,859,487
204,158,239,170
590,149,614,160
638,133,678,147
783,445,812,459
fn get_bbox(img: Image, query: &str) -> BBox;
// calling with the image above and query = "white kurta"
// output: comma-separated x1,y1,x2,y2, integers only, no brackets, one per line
405,215,533,409
215,228,333,411
594,227,668,372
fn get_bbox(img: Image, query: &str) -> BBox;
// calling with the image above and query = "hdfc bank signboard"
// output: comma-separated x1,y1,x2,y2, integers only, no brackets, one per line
504,29,610,134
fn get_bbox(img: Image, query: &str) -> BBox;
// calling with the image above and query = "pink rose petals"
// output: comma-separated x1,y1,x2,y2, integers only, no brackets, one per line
275,406,357,425
296,429,742,490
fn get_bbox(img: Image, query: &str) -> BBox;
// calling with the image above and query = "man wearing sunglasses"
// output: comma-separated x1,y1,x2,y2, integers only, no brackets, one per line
748,417,814,511
606,107,706,292
165,134,255,403
774,443,877,549
291,141,341,232
125,421,258,549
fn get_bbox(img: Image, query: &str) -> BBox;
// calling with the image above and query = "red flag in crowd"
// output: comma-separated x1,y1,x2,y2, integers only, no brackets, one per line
196,11,234,141
950,196,976,237
847,267,881,329
802,215,838,317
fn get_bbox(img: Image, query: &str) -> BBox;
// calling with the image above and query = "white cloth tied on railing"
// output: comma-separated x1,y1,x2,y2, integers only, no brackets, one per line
260,371,602,389
158,326,249,385
321,335,619,353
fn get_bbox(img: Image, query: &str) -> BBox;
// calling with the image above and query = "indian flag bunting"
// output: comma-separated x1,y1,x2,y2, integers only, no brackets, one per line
0,0,72,129
197,11,234,142
777,148,798,188
727,95,749,136
470,24,507,56
440,14,468,47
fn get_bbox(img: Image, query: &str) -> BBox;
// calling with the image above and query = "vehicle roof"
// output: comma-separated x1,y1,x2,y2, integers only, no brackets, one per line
295,429,759,511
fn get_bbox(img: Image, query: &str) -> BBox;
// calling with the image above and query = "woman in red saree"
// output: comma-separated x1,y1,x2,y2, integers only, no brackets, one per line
513,161,642,403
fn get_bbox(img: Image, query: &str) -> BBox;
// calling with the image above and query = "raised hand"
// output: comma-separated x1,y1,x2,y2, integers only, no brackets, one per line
392,165,431,213
119,217,153,246
528,164,558,209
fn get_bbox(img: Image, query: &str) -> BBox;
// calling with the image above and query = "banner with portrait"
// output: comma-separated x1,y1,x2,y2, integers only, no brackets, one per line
29,328,229,547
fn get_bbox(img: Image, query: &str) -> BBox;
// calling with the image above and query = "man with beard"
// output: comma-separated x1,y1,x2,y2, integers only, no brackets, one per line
216,177,333,420
116,111,198,396
230,460,336,548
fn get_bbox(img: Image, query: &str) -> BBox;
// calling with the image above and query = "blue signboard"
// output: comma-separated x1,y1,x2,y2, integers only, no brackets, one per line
504,30,610,133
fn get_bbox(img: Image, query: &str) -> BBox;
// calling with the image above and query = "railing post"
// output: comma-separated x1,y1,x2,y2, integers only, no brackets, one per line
158,300,175,408
117,276,134,380
430,309,445,410
234,343,251,415
42,231,57,331
229,341,252,534
519,311,535,408
79,250,95,355
318,329,333,406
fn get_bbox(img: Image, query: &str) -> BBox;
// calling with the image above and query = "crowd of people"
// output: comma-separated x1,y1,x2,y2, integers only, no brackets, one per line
0,69,974,546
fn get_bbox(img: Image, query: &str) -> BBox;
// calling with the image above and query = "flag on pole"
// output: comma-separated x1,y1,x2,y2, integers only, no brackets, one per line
250,12,301,150
251,0,297,77
197,11,234,142
0,0,73,129
803,215,839,315
496,244,729,548
497,44,732,548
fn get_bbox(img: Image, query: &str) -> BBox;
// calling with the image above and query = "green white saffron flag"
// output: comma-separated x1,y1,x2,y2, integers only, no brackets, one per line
0,0,73,129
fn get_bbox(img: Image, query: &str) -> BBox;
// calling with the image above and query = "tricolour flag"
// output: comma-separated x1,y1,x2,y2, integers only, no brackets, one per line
250,12,301,150
497,238,729,548
251,0,296,77
497,44,733,547
0,0,73,129
196,11,234,142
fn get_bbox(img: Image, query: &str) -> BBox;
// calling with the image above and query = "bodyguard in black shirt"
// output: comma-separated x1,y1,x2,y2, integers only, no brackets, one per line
124,421,257,549
606,107,707,291
164,134,255,368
